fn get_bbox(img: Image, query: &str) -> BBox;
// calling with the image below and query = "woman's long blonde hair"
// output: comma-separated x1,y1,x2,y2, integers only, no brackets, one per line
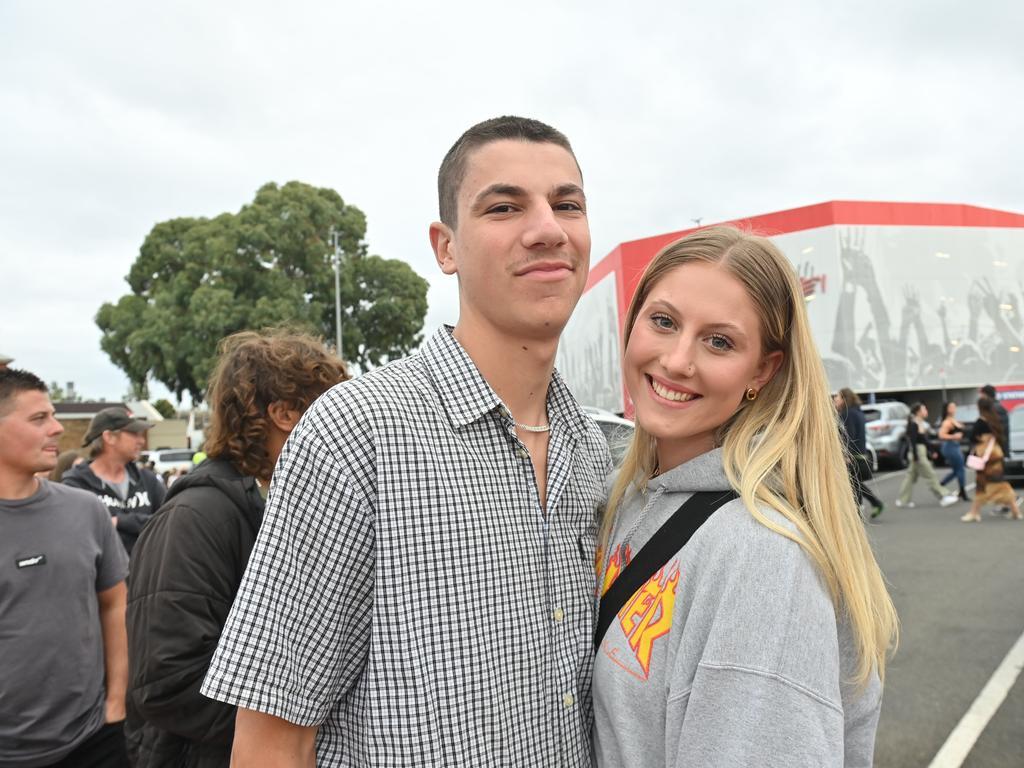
602,226,897,686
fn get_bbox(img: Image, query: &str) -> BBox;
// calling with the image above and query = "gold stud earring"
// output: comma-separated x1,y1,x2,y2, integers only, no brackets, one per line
745,387,758,401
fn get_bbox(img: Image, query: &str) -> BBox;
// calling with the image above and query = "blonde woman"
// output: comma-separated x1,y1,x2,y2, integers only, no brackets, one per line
593,227,898,767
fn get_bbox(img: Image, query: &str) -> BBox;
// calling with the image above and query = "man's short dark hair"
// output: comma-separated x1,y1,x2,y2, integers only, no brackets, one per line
0,369,47,415
980,384,997,398
437,116,578,228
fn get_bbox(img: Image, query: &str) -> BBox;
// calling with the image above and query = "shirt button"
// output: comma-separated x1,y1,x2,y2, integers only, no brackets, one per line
553,607,564,622
517,448,529,459
563,692,575,709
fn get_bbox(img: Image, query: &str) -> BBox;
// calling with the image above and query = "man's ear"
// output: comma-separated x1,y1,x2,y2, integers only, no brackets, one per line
753,350,784,390
429,222,458,276
267,402,301,435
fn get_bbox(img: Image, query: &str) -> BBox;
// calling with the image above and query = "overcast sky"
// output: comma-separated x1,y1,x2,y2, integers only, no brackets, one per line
2,0,1022,404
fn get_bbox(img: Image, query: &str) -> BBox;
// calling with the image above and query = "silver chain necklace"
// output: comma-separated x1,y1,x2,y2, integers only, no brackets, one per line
515,422,550,433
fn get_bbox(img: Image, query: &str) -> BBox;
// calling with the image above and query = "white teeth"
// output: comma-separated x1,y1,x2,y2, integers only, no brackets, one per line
651,379,698,402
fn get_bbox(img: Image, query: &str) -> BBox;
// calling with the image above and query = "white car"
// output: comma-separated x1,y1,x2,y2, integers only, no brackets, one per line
583,407,635,466
141,448,196,475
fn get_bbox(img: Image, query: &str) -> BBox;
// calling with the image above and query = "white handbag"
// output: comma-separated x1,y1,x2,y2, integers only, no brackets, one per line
966,436,995,471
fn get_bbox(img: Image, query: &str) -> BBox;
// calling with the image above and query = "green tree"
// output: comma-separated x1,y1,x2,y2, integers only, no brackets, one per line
97,181,429,402
152,399,177,419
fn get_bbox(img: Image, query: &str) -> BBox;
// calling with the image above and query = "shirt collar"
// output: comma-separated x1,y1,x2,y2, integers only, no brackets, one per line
421,326,591,440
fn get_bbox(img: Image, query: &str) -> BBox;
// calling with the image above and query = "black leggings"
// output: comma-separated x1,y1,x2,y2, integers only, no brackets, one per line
851,455,883,510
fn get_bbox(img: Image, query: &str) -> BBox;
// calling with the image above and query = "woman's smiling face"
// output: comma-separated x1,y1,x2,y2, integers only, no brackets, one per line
624,261,782,472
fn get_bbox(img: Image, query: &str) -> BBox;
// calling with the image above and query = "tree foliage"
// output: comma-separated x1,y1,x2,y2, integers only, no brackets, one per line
152,399,177,419
97,181,429,402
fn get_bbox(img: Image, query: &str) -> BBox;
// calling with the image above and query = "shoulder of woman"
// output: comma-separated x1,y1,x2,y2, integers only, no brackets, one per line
695,497,815,574
688,499,842,678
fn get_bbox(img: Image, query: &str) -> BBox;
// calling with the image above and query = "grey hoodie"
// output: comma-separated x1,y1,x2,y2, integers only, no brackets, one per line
593,449,881,768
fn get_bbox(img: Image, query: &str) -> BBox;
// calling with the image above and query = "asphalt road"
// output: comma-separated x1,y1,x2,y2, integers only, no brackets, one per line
863,467,1024,768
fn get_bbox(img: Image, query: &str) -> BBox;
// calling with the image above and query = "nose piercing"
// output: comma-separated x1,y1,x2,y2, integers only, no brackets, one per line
687,363,695,376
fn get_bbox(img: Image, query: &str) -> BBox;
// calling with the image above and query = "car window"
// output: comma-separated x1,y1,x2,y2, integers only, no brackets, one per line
161,451,193,462
862,409,882,423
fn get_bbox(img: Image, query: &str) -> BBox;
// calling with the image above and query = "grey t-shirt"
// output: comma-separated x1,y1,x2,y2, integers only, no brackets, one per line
594,449,882,768
106,475,130,501
0,480,129,767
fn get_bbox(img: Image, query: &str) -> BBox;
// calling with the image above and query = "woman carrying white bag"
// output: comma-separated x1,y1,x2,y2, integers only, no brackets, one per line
960,395,1022,522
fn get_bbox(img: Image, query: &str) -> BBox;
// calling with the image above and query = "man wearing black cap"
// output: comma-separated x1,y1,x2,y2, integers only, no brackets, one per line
63,406,166,554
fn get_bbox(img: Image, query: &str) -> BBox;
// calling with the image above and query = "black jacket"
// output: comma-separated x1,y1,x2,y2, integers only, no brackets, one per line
839,405,868,457
124,459,265,768
62,460,166,555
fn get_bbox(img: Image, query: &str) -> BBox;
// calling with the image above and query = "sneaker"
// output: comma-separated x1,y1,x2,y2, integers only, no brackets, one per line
894,500,915,508
870,504,885,519
940,494,959,507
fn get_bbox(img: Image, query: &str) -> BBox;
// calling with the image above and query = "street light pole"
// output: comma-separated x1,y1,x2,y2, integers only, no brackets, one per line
330,229,343,359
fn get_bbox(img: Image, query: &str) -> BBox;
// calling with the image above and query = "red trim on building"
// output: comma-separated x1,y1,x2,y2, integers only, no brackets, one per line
606,201,1024,270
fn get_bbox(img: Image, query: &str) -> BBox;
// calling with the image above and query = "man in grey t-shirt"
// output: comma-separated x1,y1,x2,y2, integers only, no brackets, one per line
0,369,130,767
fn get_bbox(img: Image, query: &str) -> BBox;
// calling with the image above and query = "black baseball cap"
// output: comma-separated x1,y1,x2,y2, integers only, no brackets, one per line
82,407,153,446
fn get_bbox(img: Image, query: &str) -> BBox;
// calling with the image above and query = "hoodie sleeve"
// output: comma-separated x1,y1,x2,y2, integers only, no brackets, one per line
127,495,245,744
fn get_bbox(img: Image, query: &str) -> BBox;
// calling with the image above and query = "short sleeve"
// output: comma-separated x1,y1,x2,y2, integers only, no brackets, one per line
201,418,376,726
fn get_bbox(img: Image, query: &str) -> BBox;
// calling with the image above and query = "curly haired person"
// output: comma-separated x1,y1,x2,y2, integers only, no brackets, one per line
124,329,347,767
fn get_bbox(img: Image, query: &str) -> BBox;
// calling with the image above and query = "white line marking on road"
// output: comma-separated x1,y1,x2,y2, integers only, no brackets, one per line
927,628,1024,768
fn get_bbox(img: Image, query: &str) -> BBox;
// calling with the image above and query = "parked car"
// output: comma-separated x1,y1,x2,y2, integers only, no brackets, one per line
861,401,912,469
1002,407,1024,485
866,443,879,473
583,407,634,466
140,448,196,475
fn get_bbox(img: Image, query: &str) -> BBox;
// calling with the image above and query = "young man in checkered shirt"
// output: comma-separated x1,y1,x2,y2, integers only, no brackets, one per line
203,116,611,766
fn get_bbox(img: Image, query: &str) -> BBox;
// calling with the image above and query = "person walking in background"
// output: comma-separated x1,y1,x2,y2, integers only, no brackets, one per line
960,395,1022,522
979,384,1010,452
937,402,970,501
835,387,885,518
0,370,130,767
125,330,347,767
63,406,166,555
896,403,960,509
979,384,1015,517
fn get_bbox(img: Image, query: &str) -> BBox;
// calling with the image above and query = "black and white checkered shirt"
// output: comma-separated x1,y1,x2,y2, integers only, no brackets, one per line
202,326,610,767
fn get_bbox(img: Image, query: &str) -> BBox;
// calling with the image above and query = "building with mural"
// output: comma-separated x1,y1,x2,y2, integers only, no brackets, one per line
557,200,1024,416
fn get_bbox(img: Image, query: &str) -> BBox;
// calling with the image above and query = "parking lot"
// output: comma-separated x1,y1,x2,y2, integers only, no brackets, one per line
865,468,1024,767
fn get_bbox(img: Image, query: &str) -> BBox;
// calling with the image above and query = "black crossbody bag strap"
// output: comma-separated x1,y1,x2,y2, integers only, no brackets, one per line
595,489,738,648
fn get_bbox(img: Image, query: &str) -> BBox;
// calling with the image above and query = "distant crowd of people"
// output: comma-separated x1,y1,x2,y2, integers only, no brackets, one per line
834,383,1022,523
2,114,1010,768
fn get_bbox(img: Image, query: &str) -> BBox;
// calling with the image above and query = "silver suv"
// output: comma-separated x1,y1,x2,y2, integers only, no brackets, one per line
861,401,911,469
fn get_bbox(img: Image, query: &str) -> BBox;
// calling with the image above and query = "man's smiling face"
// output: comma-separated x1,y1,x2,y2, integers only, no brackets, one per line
431,139,590,343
